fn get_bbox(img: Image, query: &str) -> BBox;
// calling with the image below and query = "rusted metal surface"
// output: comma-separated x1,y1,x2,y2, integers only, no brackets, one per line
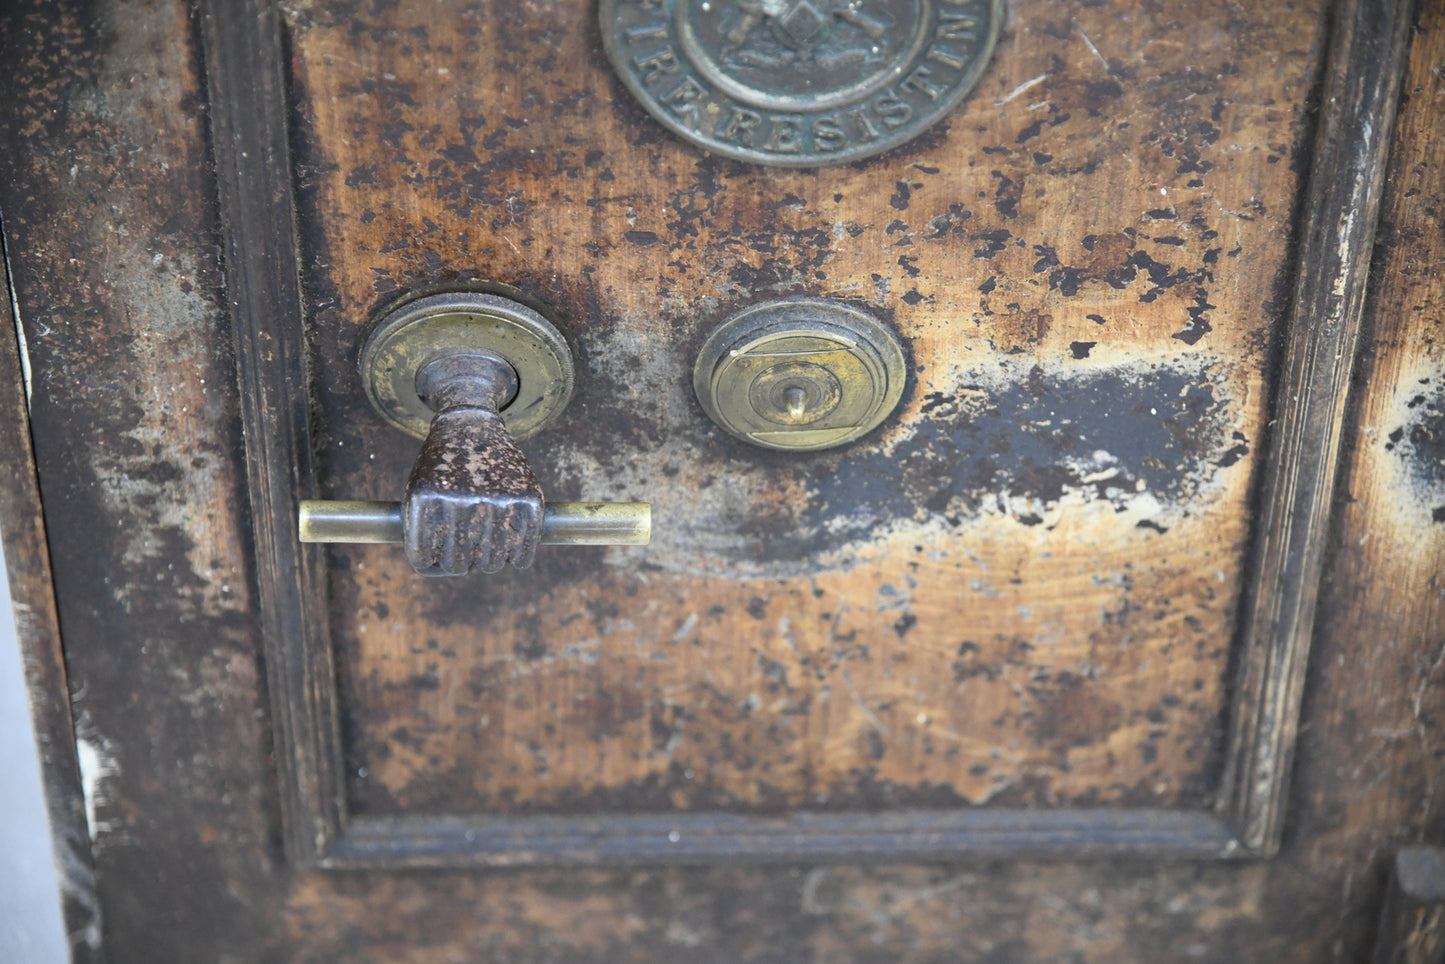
1,0,1443,959
1217,0,1418,854
404,352,547,574
284,0,1323,819
204,0,346,868
0,0,280,954
282,862,1284,962
1305,2,1445,953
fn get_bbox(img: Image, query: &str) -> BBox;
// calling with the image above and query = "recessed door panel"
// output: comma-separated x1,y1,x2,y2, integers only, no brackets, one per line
282,0,1319,833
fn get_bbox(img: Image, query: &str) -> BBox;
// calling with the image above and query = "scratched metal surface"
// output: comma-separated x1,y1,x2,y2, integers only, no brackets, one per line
0,1,275,957
281,0,1325,817
3,0,1444,960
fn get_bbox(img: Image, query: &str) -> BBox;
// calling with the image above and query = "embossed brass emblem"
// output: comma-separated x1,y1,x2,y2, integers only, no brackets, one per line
601,0,1002,166
693,298,907,451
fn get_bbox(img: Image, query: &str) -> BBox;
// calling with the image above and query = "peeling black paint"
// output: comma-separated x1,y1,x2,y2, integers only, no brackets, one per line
728,357,1246,562
1384,379,1445,519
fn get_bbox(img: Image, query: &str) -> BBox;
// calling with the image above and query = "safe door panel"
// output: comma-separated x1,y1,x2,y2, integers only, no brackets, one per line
283,0,1322,828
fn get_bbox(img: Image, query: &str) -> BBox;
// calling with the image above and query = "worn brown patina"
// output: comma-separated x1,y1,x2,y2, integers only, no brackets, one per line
0,0,276,956
1,0,1443,960
286,0,1315,818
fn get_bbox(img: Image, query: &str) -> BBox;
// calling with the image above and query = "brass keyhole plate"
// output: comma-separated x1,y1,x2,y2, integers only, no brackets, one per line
693,298,907,451
359,291,575,441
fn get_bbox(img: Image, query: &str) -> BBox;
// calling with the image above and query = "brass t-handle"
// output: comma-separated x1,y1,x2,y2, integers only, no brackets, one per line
298,291,650,576
299,500,651,548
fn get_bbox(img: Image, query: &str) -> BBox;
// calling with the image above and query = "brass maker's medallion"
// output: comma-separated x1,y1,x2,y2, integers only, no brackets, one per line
601,0,1002,166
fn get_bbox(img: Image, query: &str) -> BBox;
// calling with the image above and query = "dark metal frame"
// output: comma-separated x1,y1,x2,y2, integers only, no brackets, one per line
1372,848,1445,964
0,221,102,953
200,0,1415,869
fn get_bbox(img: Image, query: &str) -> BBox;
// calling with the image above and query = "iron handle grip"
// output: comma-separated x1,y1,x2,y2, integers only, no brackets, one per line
299,500,651,547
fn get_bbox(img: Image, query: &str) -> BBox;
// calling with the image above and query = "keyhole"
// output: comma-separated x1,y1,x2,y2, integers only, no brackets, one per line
784,386,807,419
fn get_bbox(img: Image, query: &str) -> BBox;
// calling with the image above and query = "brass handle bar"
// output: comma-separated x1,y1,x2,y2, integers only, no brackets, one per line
300,500,651,547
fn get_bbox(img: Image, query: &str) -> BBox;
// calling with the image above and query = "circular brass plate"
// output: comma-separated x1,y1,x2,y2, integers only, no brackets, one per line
694,298,907,451
360,292,574,440
600,0,1003,167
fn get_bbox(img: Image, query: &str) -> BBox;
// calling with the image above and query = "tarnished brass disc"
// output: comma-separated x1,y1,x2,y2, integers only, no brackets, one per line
600,0,1002,167
360,292,574,440
694,298,907,451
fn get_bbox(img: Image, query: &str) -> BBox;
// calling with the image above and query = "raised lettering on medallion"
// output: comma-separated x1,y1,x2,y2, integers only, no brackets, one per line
601,0,1002,166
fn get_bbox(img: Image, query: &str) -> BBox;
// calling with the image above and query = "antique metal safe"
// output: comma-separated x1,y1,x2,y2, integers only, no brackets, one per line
0,0,1442,960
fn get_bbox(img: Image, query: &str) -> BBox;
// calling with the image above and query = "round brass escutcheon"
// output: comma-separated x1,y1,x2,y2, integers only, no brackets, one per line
360,291,574,440
693,298,907,451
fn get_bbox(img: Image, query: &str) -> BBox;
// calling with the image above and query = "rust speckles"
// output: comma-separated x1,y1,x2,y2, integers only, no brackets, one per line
1030,673,1125,750
19,0,1445,957
289,0,1312,840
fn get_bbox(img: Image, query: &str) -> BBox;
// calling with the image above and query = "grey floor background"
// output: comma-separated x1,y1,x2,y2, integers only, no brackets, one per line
0,540,69,963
